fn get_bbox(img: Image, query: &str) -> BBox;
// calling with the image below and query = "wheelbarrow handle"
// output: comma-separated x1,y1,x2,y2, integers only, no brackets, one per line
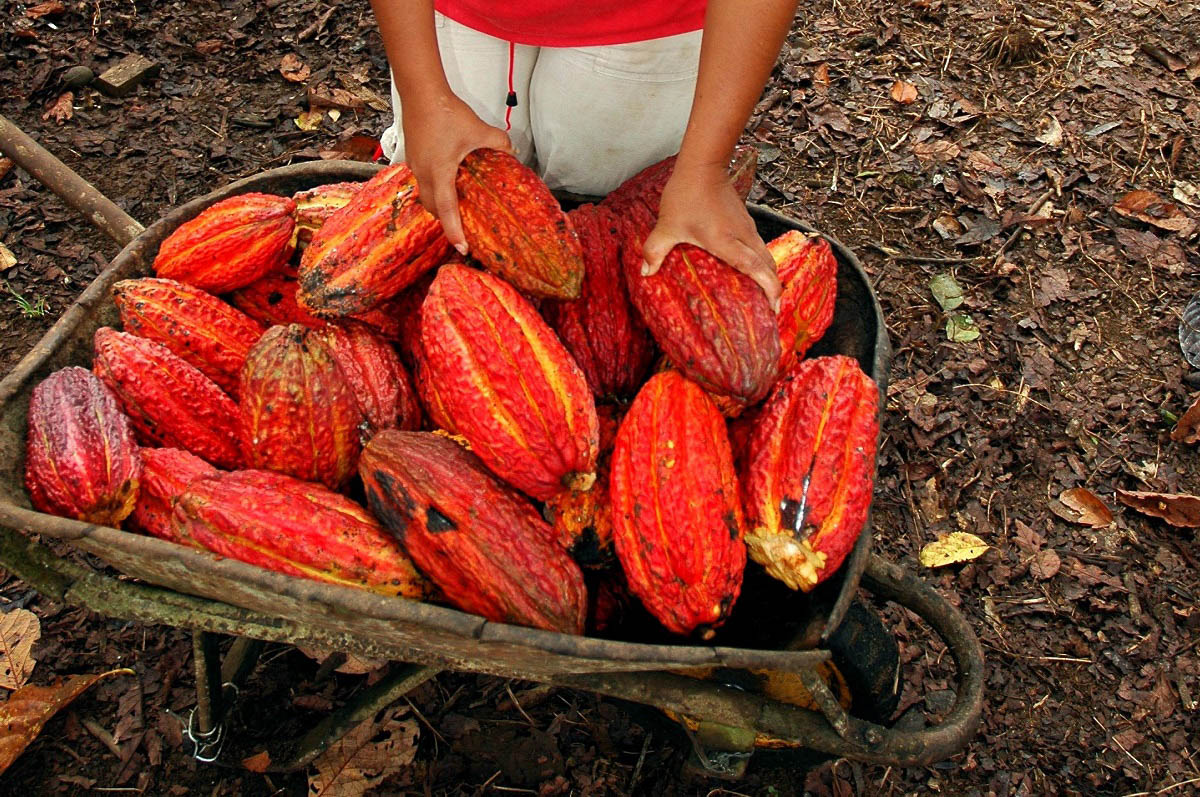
0,112,144,247
551,553,984,767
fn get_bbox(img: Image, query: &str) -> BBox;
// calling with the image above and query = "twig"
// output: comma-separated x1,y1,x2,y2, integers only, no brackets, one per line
297,6,335,42
993,190,1054,266
868,242,985,264
82,718,124,759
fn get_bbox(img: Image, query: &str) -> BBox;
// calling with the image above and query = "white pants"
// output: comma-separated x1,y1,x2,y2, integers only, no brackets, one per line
380,13,702,196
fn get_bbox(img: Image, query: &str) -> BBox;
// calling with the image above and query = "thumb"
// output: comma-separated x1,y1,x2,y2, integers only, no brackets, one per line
431,183,468,256
639,228,676,277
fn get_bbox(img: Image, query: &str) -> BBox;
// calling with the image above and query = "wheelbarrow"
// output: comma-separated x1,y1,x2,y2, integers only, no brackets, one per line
0,113,983,778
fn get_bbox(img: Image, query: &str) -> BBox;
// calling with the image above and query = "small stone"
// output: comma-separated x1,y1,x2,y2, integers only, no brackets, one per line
1184,371,1200,389
61,65,95,89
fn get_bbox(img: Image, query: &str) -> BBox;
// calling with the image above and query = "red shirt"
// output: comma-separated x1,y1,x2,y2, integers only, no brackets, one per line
435,1,707,47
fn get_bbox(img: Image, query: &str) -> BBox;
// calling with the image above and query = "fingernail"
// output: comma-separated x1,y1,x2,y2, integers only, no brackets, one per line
454,243,469,256
640,260,652,276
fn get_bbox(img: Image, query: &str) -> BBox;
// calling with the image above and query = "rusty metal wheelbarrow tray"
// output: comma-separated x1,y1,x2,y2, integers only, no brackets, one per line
0,150,983,766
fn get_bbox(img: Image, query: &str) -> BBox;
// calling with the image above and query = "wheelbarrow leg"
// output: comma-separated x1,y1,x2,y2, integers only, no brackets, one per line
680,721,756,781
187,630,226,762
264,662,440,772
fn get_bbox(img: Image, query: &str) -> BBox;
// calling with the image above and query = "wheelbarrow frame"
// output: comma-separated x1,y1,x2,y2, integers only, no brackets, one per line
0,115,983,772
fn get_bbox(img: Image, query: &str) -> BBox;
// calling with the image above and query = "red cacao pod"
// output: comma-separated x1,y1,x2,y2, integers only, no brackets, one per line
112,277,264,396
229,274,325,330
542,204,656,400
154,193,296,293
390,270,438,369
360,430,586,633
292,181,362,249
545,467,613,568
238,324,364,489
93,328,243,469
610,371,746,637
298,163,450,317
312,320,421,436
128,448,217,545
742,355,879,592
173,469,429,599
455,148,585,299
421,264,598,500
771,231,837,374
622,220,781,406
24,367,141,525
602,144,758,216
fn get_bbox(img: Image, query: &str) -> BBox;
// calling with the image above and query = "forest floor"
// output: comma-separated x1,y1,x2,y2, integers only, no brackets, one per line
0,0,1198,794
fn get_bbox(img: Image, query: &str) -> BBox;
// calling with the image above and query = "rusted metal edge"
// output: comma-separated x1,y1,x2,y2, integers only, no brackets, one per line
0,112,144,247
553,553,984,766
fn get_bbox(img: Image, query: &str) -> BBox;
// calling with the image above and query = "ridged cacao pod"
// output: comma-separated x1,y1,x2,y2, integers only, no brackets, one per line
173,469,429,599
24,367,141,525
455,148,585,299
312,320,421,436
545,467,613,568
542,204,655,400
621,215,781,406
390,270,437,369
602,145,758,215
112,277,264,396
292,181,361,249
409,334,458,434
93,328,243,469
298,163,450,317
422,264,599,500
229,274,325,330
238,324,364,489
360,430,586,633
742,355,879,592
610,371,746,637
772,231,837,375
128,448,217,544
154,193,296,293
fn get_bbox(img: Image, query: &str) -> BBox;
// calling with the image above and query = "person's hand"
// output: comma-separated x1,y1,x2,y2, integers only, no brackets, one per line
402,91,513,255
641,160,782,312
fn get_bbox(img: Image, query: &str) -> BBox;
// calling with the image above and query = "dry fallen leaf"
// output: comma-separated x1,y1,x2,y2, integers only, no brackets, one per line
0,243,17,270
25,1,66,18
1029,548,1061,580
1116,490,1200,528
242,750,271,773
1112,190,1196,235
919,532,990,568
308,707,419,797
194,39,223,55
912,139,961,165
296,646,386,675
0,609,41,690
890,80,919,104
295,109,325,131
0,668,133,775
1034,114,1063,147
280,53,311,83
813,62,830,85
41,92,72,124
1171,394,1200,443
1053,487,1114,528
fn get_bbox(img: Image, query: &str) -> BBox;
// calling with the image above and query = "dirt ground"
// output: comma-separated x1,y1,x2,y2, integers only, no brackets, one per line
1,0,1198,795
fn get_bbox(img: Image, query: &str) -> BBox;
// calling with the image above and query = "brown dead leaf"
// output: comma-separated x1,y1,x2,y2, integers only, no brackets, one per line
919,532,989,568
1034,114,1063,147
0,669,133,774
912,139,961,165
1171,394,1200,443
1030,548,1061,580
296,646,386,675
25,1,65,18
0,243,16,270
1113,190,1196,235
194,39,223,55
280,54,310,83
308,85,367,112
890,80,919,104
813,63,830,85
0,157,13,182
308,707,418,797
41,92,72,124
0,609,40,690
1116,490,1200,527
1055,488,1114,528
242,750,271,773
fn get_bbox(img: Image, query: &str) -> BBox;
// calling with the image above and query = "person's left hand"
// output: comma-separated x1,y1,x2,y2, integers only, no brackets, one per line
641,160,782,312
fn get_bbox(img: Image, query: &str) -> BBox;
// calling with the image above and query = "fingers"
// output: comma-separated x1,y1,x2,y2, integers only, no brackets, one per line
639,226,679,276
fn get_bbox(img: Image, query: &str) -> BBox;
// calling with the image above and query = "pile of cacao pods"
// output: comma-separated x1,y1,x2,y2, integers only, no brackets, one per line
24,147,879,640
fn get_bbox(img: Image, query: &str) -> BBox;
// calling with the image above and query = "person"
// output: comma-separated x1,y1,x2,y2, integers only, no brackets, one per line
369,0,798,309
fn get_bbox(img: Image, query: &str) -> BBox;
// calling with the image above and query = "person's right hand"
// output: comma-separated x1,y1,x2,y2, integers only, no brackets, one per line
401,91,513,255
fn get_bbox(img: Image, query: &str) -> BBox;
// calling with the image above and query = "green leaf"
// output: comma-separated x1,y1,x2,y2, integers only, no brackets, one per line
929,273,964,311
946,313,981,342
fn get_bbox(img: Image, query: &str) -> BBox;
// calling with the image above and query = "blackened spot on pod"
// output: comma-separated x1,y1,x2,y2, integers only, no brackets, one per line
569,527,604,567
426,506,457,533
724,510,740,541
267,291,284,306
364,474,409,542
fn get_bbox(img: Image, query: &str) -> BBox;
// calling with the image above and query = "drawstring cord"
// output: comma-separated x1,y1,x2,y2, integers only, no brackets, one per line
504,40,517,130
